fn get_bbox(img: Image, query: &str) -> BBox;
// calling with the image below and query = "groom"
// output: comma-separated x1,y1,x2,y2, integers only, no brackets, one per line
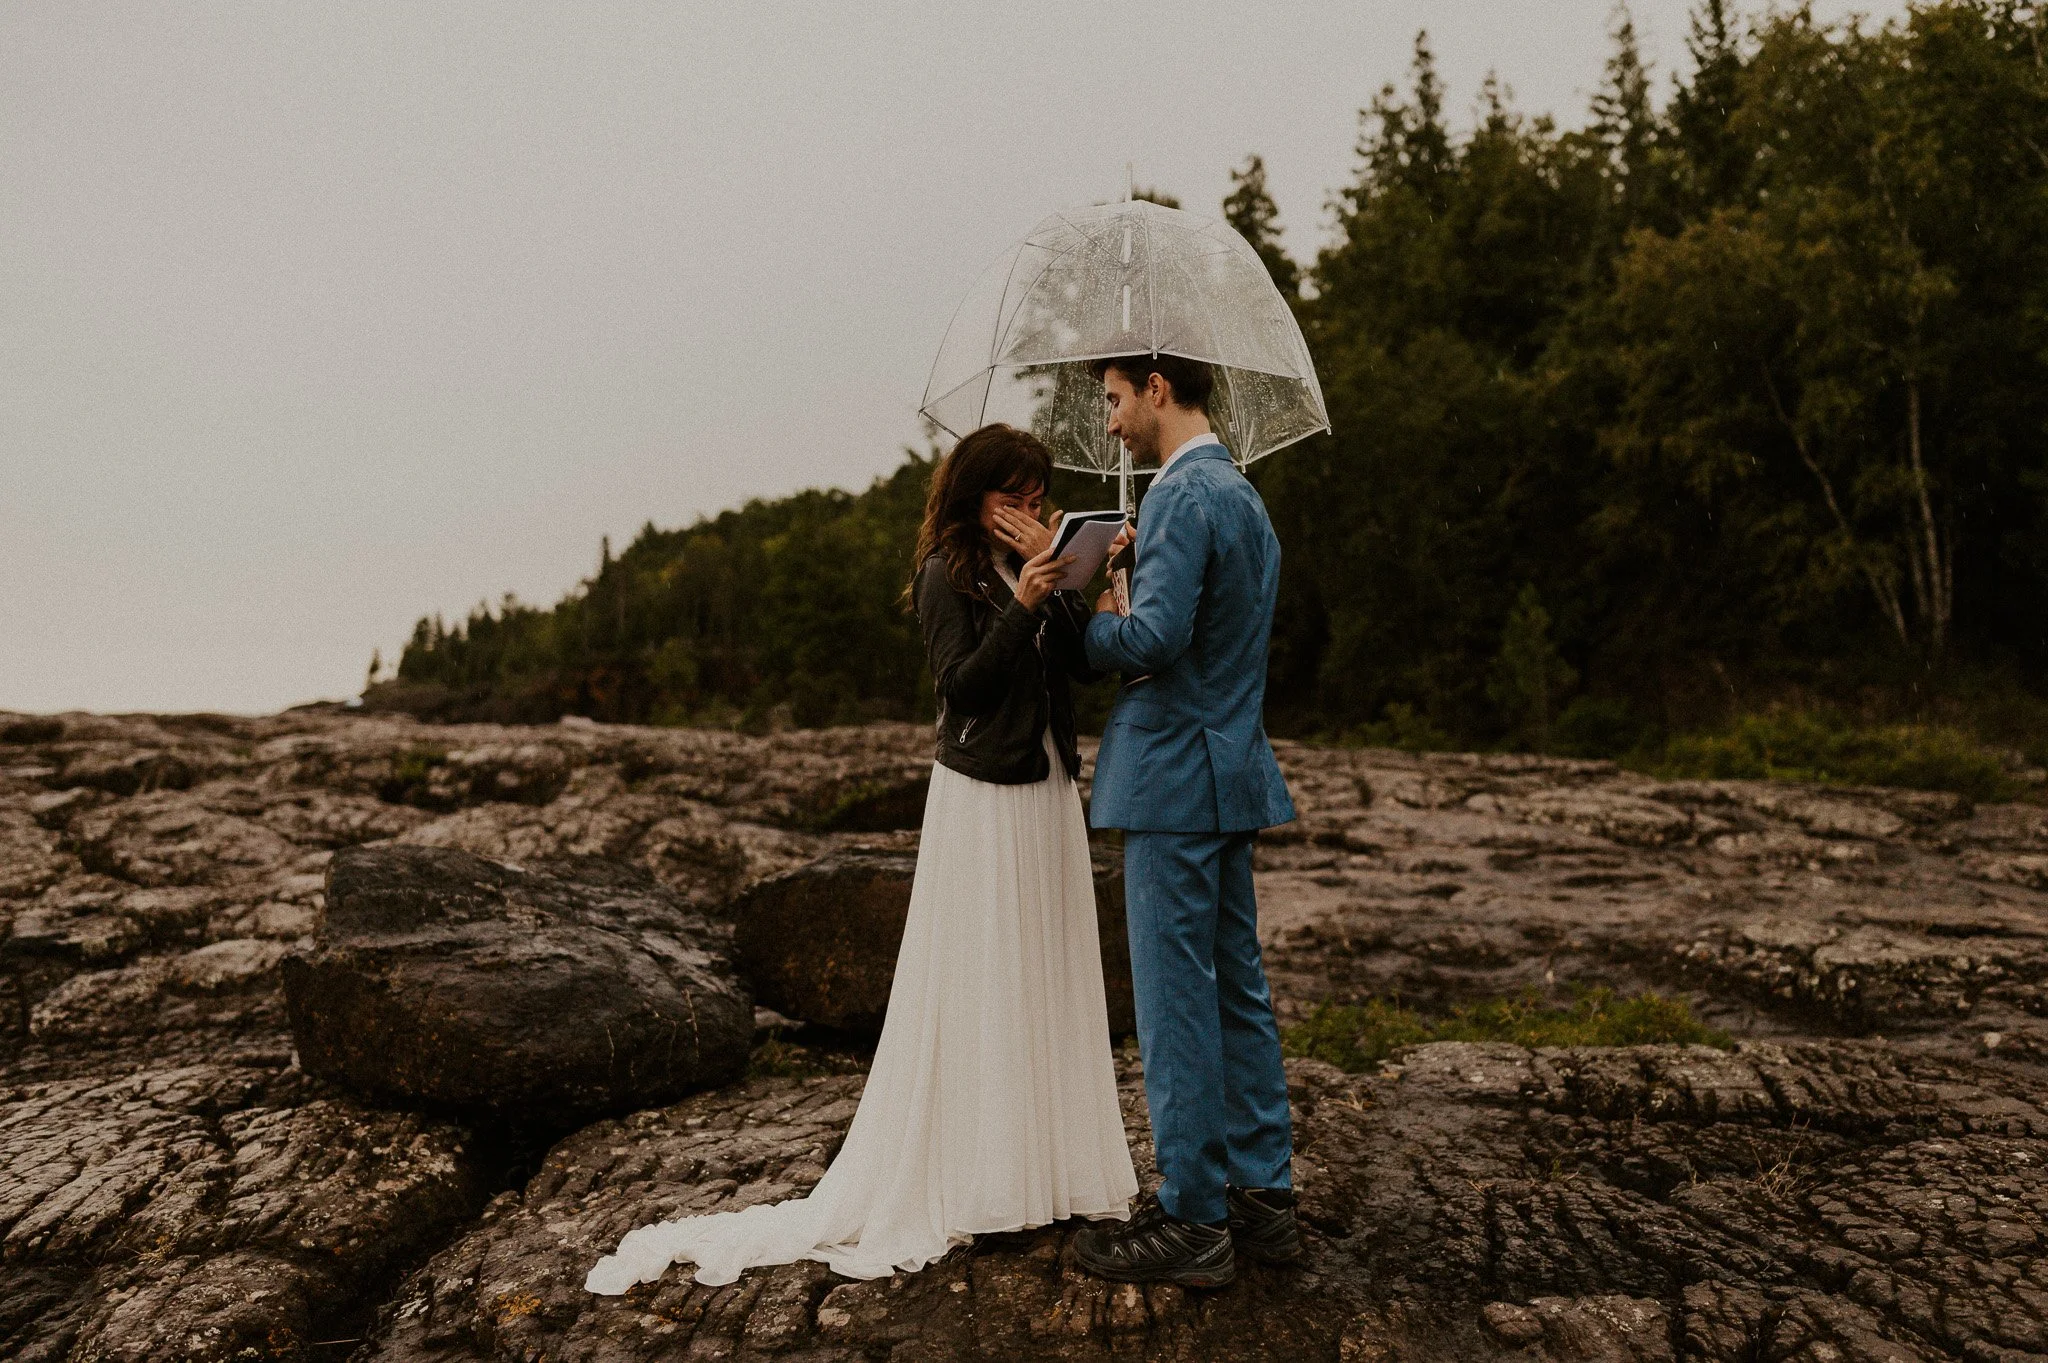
1074,353,1300,1288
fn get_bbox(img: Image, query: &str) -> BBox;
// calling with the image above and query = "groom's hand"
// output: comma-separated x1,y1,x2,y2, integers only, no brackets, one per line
1094,588,1123,615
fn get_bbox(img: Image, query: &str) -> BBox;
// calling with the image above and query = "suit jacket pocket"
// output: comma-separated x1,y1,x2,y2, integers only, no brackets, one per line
1112,697,1170,731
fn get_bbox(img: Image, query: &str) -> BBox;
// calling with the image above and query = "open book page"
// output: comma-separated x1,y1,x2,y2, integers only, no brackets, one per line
1049,510,1127,592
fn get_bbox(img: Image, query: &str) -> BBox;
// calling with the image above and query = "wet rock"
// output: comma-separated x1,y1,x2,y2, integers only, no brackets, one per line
0,716,64,745
0,809,66,902
729,849,915,1035
731,845,1135,1038
1485,787,1697,848
353,1040,2048,1362
52,748,202,797
783,770,933,832
359,1074,865,1363
0,1061,485,1363
0,712,936,1087
251,787,435,850
1484,1296,1673,1361
1253,742,2048,1060
392,766,826,911
4,710,2047,1360
5,881,221,969
359,1058,1365,1363
1964,851,2048,891
30,937,291,1042
1671,915,2048,1030
24,785,108,831
65,792,301,888
372,739,574,811
1741,787,1910,840
282,845,753,1124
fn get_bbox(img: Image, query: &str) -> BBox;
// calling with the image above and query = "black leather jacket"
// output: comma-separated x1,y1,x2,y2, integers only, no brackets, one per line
913,552,1098,784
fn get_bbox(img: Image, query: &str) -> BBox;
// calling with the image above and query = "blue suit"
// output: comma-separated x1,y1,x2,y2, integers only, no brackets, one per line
1084,441,1296,1225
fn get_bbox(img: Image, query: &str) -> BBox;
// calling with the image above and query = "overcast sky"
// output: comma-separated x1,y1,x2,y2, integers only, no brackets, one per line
2,1,1905,715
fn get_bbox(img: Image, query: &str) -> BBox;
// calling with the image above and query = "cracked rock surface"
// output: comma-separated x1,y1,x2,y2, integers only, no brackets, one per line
359,1042,2047,1363
2,709,2045,1361
0,1061,483,1362
0,711,929,1362
1256,748,2048,1065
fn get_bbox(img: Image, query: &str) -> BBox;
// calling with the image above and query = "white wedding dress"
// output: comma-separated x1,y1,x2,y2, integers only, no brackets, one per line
587,639,1137,1291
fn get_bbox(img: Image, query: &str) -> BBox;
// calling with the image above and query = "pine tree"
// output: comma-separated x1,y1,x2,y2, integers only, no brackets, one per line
1667,0,1749,212
1488,585,1578,751
1590,3,1661,231
1222,154,1300,299
1359,32,1453,206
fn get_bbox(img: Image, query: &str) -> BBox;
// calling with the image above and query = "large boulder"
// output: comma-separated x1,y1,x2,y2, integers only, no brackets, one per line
730,844,1134,1037
281,845,752,1124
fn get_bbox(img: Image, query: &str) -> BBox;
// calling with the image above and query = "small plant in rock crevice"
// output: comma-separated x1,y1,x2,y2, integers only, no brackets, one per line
1282,987,1733,1073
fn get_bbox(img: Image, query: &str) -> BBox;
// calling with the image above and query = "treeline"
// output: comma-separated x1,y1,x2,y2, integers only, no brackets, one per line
382,456,934,728
383,1,2048,757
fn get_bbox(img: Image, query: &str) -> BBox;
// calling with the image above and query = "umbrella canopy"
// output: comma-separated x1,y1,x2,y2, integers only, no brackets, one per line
920,198,1329,479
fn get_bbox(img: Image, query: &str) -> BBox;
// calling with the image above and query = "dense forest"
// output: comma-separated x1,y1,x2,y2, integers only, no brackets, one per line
379,1,2048,782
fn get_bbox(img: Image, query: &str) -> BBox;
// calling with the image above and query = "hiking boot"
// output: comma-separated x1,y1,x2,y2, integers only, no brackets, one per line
1226,1184,1304,1264
1073,1198,1235,1287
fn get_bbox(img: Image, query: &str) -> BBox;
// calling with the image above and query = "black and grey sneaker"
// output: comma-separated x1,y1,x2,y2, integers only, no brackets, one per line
1073,1198,1235,1287
1226,1185,1304,1264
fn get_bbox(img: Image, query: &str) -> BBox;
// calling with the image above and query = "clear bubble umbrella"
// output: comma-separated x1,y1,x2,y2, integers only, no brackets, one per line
919,195,1329,513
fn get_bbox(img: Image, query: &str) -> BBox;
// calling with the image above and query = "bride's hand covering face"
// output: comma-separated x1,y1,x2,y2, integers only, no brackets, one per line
987,493,1070,611
984,488,1054,560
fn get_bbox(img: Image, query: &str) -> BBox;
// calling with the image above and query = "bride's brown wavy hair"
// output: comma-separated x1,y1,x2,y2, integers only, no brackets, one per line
907,424,1054,604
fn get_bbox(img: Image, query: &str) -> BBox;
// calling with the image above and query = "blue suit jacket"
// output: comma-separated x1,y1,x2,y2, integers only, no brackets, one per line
1084,442,1298,834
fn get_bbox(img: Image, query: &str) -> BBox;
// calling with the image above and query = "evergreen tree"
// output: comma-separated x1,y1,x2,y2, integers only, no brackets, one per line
1222,154,1300,299
1489,585,1578,751
1590,3,1662,231
1667,0,1750,212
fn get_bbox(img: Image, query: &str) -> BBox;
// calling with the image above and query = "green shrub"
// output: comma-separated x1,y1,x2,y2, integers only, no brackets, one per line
1349,702,1457,752
1281,998,1434,1071
1487,585,1577,752
378,745,449,807
1552,696,1657,760
1648,711,2020,801
1282,987,1730,1073
1432,987,1731,1050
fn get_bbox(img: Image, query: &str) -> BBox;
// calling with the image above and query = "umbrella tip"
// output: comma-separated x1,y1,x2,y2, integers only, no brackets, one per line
1125,161,1133,203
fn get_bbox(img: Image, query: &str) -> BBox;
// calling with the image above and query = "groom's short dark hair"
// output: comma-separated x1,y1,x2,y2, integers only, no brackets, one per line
1088,353,1214,412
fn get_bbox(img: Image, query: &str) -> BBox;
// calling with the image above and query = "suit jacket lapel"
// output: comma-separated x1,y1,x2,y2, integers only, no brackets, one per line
1153,441,1231,491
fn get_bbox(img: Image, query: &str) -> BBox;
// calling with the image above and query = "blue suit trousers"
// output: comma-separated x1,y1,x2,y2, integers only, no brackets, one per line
1122,829,1293,1224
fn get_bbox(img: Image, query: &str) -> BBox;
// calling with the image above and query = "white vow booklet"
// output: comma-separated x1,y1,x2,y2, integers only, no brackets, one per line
1048,510,1127,591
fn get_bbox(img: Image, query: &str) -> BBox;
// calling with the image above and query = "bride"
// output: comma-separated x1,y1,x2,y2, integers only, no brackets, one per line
587,423,1138,1292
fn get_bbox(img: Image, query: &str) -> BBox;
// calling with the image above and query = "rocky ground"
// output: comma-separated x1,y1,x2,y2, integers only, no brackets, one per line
2,708,2044,1362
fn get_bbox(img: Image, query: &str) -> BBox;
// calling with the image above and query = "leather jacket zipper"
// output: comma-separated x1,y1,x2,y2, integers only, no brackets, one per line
958,716,978,745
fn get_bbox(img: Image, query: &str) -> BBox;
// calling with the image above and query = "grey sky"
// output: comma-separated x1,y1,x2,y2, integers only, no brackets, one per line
2,1,1903,715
